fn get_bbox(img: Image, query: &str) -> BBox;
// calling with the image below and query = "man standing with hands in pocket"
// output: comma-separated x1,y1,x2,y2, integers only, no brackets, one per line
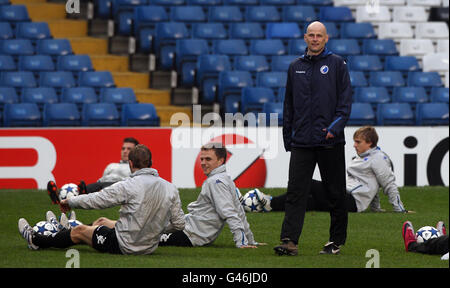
274,21,352,256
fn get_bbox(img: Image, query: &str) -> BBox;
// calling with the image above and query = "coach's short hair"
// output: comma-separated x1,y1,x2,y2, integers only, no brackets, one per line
123,137,139,146
128,144,152,169
353,126,378,148
201,142,227,164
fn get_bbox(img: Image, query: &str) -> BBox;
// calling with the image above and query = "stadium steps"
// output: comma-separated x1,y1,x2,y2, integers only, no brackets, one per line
17,0,190,127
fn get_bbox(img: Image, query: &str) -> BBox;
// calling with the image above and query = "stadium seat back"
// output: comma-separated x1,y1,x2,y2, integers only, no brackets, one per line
0,39,34,58
241,86,276,113
121,103,160,126
407,72,443,88
392,87,428,106
369,71,405,88
245,6,281,22
262,101,283,126
266,22,302,39
208,6,243,22
362,39,398,56
319,6,354,22
21,87,58,109
1,71,36,89
3,102,41,127
271,55,298,71
229,22,264,39
384,56,421,72
0,54,16,71
415,103,449,125
354,87,390,105
192,23,227,40
213,39,248,56
14,22,51,41
99,87,137,110
234,55,269,73
348,55,383,72
39,71,75,90
327,39,360,56
349,71,368,87
340,22,376,39
36,39,72,58
18,55,55,73
256,71,287,89
0,86,18,110
377,103,415,125
170,6,206,23
218,70,253,102
57,55,93,72
82,103,120,126
43,103,81,126
282,5,317,22
78,71,115,89
61,87,98,109
0,22,13,39
249,39,286,56
347,102,375,126
430,87,449,103
0,4,30,23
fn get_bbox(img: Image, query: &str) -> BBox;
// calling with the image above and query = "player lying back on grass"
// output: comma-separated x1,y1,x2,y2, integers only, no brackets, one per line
18,144,185,255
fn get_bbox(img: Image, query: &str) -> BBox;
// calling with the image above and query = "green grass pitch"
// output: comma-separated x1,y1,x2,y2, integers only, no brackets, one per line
0,186,448,268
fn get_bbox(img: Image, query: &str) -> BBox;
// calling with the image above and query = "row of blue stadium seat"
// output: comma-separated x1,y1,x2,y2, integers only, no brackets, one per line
0,22,51,41
0,38,72,59
0,87,137,109
349,71,444,89
0,71,115,91
0,54,93,73
1,102,160,127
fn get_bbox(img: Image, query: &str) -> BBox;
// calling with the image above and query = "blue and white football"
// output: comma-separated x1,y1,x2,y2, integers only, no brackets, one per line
416,226,441,243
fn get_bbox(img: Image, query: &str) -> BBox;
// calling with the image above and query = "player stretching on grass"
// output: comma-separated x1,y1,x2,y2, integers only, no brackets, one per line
47,137,139,204
159,142,263,249
253,126,412,214
19,144,185,255
402,221,448,260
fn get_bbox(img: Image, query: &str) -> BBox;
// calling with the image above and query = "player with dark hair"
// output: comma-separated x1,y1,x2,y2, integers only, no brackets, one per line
253,126,411,214
159,142,262,249
402,221,448,260
47,137,139,204
19,144,185,255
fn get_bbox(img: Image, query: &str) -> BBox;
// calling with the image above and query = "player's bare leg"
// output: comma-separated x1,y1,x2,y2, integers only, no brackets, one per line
70,225,99,246
92,217,116,228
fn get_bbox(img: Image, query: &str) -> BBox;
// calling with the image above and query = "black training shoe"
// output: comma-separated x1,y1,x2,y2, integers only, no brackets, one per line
319,242,340,255
274,240,298,256
78,180,87,195
47,181,59,204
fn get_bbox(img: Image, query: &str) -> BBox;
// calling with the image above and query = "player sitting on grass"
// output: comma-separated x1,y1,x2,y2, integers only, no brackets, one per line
250,126,413,214
19,144,186,255
159,142,264,249
402,220,448,260
47,137,139,204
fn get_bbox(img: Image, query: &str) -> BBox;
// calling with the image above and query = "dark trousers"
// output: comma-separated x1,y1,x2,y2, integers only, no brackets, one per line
271,180,357,213
408,235,449,255
280,144,348,246
86,182,115,194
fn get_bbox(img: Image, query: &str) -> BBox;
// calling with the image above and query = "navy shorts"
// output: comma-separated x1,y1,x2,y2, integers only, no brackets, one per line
92,225,122,254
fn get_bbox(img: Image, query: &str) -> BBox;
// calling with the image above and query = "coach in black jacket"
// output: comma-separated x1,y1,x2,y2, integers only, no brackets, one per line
274,21,352,256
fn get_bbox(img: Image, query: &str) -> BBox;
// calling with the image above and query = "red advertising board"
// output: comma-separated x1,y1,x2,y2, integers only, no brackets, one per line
0,128,172,189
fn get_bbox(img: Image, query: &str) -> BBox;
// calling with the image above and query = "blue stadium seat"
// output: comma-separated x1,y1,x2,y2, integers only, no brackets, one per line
82,103,120,126
3,103,41,127
14,22,51,43
134,5,169,53
297,0,333,5
94,0,113,19
277,86,286,102
354,87,390,106
39,71,76,91
154,22,190,70
362,39,398,58
407,72,443,89
377,103,415,126
114,0,149,36
0,54,16,71
282,5,317,23
192,23,227,42
0,4,30,23
170,6,206,24
21,87,58,109
288,39,307,55
0,22,13,39
223,0,258,5
0,86,18,110
1,71,36,89
208,6,243,22
121,103,160,126
430,87,449,103
149,0,185,6
249,39,286,56
187,0,222,5
36,39,73,59
245,6,281,23
321,22,339,39
0,39,34,59
319,6,354,22
327,39,361,56
340,23,376,40
256,71,287,91
61,87,98,109
234,55,269,74
349,71,368,87
392,87,428,107
415,103,449,126
78,71,115,91
241,86,276,114
369,71,405,88
18,55,55,75
260,0,295,5
229,22,264,40
57,55,93,72
348,55,383,73
43,103,81,126
99,87,137,111
262,101,283,126
213,39,248,56
218,70,253,104
196,54,231,103
347,102,375,126
176,39,209,87
384,56,421,73
271,55,298,71
266,22,302,39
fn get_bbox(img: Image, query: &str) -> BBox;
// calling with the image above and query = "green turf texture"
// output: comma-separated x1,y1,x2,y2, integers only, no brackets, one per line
0,187,448,268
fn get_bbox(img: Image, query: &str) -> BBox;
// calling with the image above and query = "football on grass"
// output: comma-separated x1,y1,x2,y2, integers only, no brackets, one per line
59,183,79,201
416,226,441,243
242,191,263,213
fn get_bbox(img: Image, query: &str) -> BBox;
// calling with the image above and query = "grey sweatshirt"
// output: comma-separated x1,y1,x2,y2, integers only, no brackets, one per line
347,147,406,213
68,168,185,255
183,165,256,248
98,160,130,183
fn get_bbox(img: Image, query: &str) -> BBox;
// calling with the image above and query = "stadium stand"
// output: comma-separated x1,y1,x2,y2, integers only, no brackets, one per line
0,0,448,127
